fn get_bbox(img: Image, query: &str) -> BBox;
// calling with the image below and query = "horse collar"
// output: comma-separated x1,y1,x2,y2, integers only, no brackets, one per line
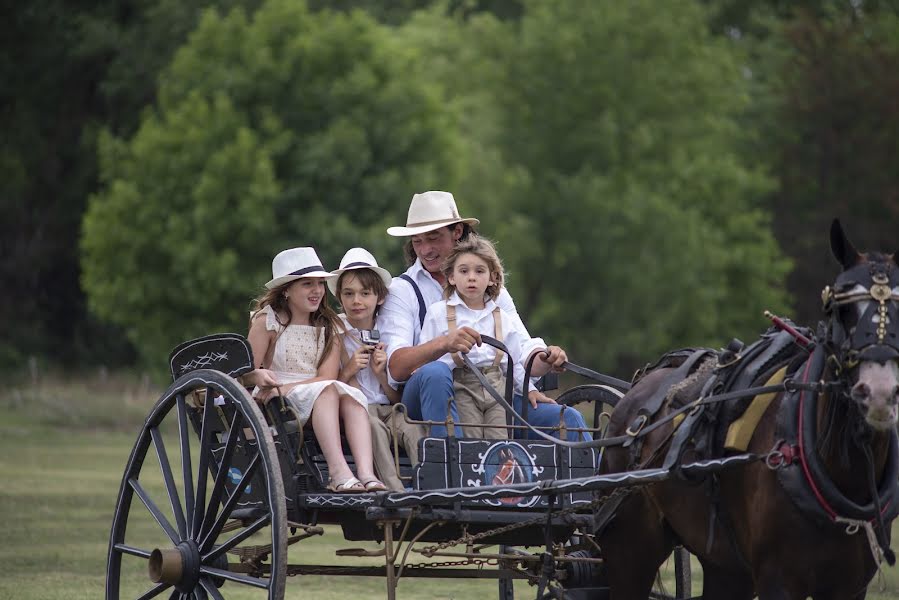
774,345,899,530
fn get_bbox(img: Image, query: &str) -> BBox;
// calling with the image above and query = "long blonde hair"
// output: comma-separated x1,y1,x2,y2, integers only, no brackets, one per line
250,280,343,369
441,235,505,301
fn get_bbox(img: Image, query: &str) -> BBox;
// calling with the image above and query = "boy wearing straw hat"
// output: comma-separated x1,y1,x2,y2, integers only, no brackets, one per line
380,191,590,441
330,248,426,491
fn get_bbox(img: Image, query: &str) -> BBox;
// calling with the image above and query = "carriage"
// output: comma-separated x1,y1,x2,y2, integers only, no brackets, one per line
105,330,702,600
106,221,899,600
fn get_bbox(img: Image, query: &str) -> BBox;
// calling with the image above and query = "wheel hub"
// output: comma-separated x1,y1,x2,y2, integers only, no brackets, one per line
149,540,201,593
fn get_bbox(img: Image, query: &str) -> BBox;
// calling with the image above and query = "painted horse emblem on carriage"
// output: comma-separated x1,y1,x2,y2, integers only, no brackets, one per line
470,442,542,506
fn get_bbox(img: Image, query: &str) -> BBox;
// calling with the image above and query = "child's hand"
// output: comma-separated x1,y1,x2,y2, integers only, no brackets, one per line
251,368,281,388
527,390,558,408
370,343,388,374
444,326,481,354
254,380,294,403
347,345,372,376
540,345,568,372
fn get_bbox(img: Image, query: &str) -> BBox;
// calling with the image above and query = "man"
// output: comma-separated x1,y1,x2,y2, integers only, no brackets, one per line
379,190,590,440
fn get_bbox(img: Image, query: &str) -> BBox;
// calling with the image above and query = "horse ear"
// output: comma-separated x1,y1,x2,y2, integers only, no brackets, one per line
830,219,860,269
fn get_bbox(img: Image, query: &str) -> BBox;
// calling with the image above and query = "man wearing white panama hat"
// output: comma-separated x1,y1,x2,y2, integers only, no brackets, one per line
380,191,590,441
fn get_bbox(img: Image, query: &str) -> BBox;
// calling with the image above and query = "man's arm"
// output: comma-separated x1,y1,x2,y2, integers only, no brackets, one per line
388,339,451,382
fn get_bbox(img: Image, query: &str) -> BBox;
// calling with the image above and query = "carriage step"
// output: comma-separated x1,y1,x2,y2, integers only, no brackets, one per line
336,548,386,557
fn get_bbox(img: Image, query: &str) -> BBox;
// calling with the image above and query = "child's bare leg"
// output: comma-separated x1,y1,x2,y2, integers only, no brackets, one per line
311,385,353,482
339,396,376,481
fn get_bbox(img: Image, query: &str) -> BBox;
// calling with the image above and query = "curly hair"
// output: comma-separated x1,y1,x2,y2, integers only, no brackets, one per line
441,235,504,302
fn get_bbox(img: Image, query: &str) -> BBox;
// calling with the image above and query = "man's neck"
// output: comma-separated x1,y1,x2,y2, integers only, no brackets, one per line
425,268,446,286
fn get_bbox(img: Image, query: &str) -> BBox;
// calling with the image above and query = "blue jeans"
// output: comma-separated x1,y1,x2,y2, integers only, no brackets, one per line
401,361,458,437
402,361,592,441
513,394,592,442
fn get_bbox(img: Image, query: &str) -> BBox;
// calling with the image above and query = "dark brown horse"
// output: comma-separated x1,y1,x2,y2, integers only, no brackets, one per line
597,221,899,599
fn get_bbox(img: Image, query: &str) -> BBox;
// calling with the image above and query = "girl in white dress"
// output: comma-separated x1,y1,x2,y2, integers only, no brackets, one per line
244,247,387,493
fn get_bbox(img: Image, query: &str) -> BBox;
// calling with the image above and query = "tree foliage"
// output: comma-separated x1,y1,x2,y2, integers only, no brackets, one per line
81,0,461,364
411,0,792,372
12,0,899,377
0,0,261,367
741,4,899,326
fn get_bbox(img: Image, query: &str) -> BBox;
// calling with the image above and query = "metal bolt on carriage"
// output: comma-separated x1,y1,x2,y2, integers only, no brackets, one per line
106,333,697,600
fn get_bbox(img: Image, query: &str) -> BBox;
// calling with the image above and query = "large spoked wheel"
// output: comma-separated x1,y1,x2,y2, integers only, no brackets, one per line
106,369,287,599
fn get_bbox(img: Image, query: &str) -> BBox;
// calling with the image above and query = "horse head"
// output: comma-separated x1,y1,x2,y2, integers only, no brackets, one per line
825,219,899,432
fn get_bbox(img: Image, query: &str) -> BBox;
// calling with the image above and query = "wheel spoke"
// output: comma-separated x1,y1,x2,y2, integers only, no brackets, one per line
199,451,260,553
134,582,172,600
176,395,195,538
199,566,270,589
196,410,243,542
150,426,187,540
193,388,217,537
202,514,270,563
129,478,179,544
113,543,152,559
166,591,179,600
199,577,226,600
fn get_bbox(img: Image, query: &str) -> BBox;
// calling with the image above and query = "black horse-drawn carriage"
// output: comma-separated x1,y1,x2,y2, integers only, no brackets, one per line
106,222,899,600
105,328,705,600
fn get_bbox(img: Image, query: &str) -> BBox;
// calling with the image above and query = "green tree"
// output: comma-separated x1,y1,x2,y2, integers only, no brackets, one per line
1,0,261,368
414,1,792,373
81,0,461,365
736,4,899,326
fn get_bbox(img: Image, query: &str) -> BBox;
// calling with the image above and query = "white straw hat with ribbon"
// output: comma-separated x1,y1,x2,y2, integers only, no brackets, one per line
386,191,479,237
327,247,392,295
265,247,332,289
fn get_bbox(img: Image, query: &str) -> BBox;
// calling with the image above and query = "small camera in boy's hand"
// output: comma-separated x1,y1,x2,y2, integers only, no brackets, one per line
360,329,380,346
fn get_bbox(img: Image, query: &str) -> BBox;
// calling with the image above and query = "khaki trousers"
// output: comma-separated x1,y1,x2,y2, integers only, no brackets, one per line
368,403,426,492
452,366,508,440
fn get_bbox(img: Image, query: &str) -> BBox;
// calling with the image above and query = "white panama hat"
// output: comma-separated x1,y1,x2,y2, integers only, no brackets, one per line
328,247,393,295
386,191,480,237
265,247,332,289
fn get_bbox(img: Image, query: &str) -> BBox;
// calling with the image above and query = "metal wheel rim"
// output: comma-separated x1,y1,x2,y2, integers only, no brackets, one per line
106,369,287,599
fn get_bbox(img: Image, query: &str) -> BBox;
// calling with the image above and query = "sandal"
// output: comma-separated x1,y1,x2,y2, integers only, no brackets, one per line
360,478,388,492
327,476,364,493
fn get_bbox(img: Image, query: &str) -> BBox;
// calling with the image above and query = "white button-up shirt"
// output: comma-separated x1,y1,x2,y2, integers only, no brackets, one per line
419,292,545,394
337,315,390,405
380,258,540,386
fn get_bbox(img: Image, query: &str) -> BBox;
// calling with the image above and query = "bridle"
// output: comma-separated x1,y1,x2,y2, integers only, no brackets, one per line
821,257,899,378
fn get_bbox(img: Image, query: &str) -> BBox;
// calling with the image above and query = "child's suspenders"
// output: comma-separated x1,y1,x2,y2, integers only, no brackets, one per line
446,304,504,369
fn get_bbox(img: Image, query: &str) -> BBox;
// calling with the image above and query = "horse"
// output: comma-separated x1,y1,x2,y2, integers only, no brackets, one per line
595,220,899,600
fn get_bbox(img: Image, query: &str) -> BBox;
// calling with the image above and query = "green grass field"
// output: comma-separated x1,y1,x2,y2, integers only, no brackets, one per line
3,371,899,599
